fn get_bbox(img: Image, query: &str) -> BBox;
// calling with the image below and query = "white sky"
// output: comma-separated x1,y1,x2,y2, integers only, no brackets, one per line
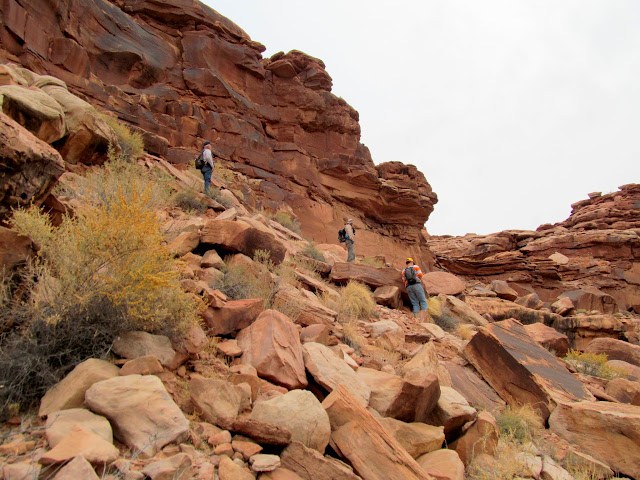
203,0,640,236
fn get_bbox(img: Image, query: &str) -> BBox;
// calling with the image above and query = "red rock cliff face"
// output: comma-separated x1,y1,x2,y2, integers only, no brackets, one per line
0,0,438,268
429,185,640,312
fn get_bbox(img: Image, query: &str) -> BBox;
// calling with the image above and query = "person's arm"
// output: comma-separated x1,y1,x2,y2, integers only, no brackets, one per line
204,149,215,168
414,265,424,278
401,269,407,287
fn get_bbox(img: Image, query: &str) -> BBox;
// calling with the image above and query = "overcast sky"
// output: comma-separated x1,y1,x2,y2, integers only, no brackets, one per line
204,0,640,236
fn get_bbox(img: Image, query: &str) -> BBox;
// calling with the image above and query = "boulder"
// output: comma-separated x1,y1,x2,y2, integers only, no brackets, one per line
560,288,619,314
218,456,253,480
302,342,371,406
0,84,66,143
39,426,119,465
380,418,444,459
449,411,499,464
217,339,244,357
168,231,200,256
463,318,595,420
585,338,640,367
190,377,242,425
541,456,575,480
607,360,640,381
605,378,640,405
549,401,640,479
201,219,286,264
39,358,120,417
523,323,570,357
551,296,575,316
421,272,465,296
423,386,477,438
490,280,519,301
516,293,544,310
446,363,505,414
273,282,338,326
51,456,98,480
205,298,264,336
299,324,332,345
202,249,225,269
357,367,440,422
364,320,405,350
373,285,402,309
3,462,42,480
0,226,34,275
329,262,404,290
120,355,163,376
38,82,116,165
112,331,176,367
236,310,308,390
465,296,561,325
550,315,636,351
402,341,452,387
216,417,292,446
259,468,304,480
279,441,361,480
322,385,432,480
141,453,193,480
0,112,65,221
250,390,330,453
250,454,281,473
84,374,189,456
45,408,112,447
415,449,465,480
430,294,488,327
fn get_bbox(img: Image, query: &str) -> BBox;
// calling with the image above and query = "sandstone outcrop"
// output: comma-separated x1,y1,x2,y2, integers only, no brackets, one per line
584,337,640,366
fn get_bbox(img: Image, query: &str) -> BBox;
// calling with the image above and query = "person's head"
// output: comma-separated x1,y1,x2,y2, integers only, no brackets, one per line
347,219,353,225
406,257,414,266
204,141,211,150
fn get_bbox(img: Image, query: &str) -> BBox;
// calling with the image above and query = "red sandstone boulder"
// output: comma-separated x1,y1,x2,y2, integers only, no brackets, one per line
523,322,570,357
190,377,242,425
489,280,519,301
585,338,640,367
236,310,308,390
421,272,465,295
449,411,499,464
329,262,404,290
423,386,477,438
201,219,286,264
39,426,119,466
416,449,464,480
203,298,264,335
112,331,176,367
549,401,640,479
446,363,505,414
516,292,544,310
373,285,402,309
604,378,640,405
549,314,636,350
0,226,34,275
0,112,65,221
560,287,619,314
464,318,595,420
380,418,444,460
280,441,361,480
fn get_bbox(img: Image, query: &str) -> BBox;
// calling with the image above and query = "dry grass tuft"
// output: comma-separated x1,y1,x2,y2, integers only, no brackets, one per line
102,115,145,161
322,281,376,320
495,404,543,443
456,323,475,340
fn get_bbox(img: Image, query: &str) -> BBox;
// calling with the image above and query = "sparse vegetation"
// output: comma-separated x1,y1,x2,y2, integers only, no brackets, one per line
341,321,366,351
102,115,145,161
467,432,537,480
563,350,624,380
0,164,200,420
212,163,234,184
267,211,301,234
495,404,542,444
456,323,475,340
322,281,376,320
360,256,385,267
301,242,326,262
173,189,208,213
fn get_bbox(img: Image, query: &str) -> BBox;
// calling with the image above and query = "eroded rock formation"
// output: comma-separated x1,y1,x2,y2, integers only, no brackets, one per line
0,0,437,267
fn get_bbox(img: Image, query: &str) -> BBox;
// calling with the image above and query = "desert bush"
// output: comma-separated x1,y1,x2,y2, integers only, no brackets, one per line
563,350,624,380
268,211,301,234
427,296,459,332
301,242,326,263
173,190,208,214
102,115,145,161
1,179,200,419
360,256,385,267
456,323,475,340
341,321,366,351
323,281,376,320
213,163,234,184
467,432,536,480
495,404,542,444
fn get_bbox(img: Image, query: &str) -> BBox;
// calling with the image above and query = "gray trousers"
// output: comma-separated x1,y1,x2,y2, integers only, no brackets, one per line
346,239,355,262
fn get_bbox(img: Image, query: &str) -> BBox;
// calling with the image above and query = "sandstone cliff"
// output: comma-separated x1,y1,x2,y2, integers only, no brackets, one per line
0,0,437,268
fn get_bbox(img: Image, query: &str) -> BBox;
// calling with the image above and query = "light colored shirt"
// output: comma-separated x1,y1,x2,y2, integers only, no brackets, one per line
203,148,214,168
345,224,354,240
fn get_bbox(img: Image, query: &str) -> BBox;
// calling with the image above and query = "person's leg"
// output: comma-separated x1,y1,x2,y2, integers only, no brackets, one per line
407,284,420,314
346,239,355,262
202,167,212,192
416,285,428,311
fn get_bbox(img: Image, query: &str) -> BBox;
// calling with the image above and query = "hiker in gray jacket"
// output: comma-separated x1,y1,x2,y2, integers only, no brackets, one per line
345,219,355,262
201,141,215,193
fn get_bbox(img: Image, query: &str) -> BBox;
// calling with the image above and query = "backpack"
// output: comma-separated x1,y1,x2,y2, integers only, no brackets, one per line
338,228,347,243
404,266,418,285
194,151,205,170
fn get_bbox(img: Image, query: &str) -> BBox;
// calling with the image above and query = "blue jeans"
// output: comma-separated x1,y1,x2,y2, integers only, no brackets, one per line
407,283,428,314
201,165,212,192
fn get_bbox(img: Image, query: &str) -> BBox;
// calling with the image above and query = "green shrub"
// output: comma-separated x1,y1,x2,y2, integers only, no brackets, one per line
102,115,145,161
563,350,623,379
173,190,208,213
301,242,326,263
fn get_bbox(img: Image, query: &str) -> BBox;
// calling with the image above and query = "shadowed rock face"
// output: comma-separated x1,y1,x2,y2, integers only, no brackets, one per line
430,184,640,311
0,0,437,267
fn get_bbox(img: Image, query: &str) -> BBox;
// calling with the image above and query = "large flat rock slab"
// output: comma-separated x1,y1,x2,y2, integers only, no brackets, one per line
329,262,404,290
585,337,640,367
464,318,594,420
549,401,640,479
